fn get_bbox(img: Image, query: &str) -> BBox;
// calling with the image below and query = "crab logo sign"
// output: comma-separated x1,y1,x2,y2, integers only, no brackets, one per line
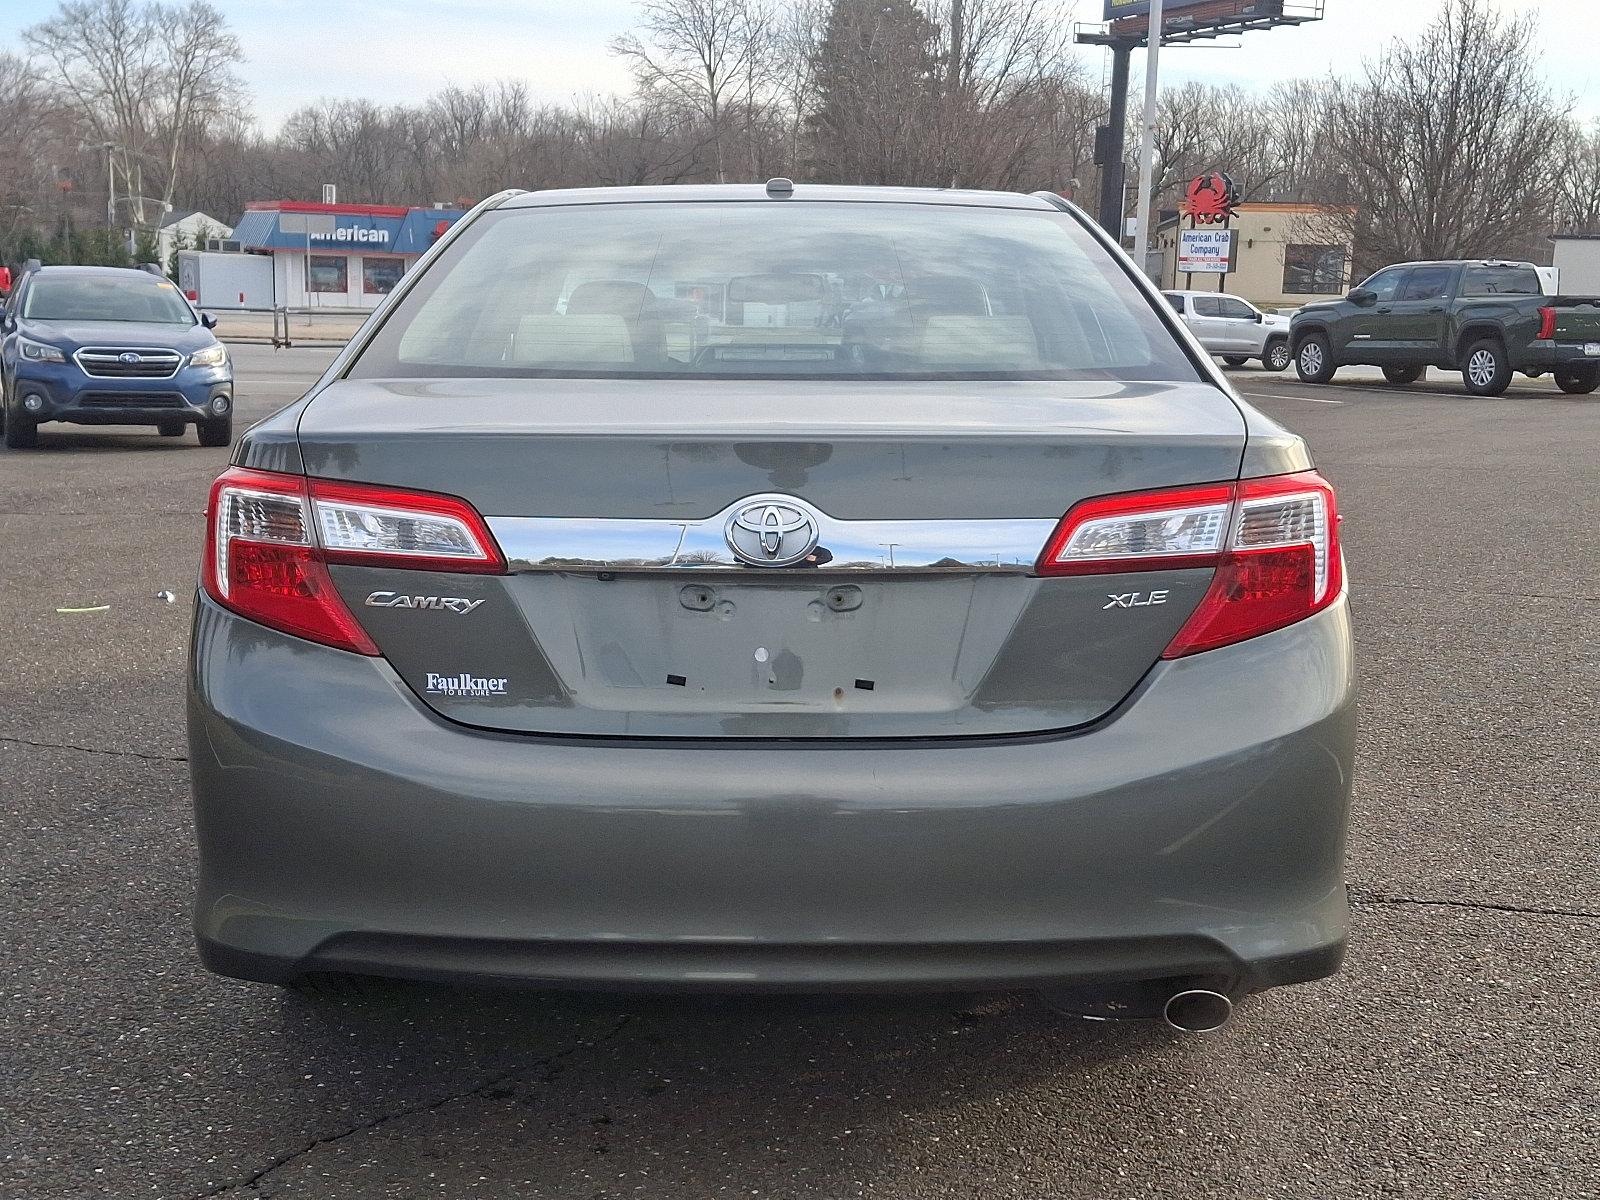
1185,172,1239,225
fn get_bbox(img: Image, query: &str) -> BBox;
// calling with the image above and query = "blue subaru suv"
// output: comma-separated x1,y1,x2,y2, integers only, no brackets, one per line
1,263,233,449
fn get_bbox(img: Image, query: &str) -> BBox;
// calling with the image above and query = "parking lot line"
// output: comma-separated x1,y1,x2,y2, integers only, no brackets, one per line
1239,390,1345,405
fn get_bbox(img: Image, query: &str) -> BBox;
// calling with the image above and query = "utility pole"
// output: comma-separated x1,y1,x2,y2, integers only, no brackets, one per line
1130,0,1164,279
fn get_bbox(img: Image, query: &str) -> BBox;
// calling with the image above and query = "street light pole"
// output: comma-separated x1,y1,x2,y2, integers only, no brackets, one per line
102,142,118,230
104,144,116,230
1130,0,1164,279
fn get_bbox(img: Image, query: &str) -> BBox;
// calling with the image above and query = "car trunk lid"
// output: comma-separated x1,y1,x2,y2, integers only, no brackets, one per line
303,377,1245,738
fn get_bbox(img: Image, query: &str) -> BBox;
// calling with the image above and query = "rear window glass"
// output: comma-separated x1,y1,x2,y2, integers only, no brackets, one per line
349,202,1201,382
1461,265,1541,296
22,273,195,324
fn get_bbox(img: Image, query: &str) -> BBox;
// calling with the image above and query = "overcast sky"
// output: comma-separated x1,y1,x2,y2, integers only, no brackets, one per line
1,0,1594,129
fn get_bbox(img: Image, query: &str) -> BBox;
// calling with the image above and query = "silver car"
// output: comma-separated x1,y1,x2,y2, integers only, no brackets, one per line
189,184,1353,1033
1164,289,1293,372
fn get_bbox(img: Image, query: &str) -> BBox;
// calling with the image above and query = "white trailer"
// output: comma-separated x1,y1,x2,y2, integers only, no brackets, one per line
176,250,275,309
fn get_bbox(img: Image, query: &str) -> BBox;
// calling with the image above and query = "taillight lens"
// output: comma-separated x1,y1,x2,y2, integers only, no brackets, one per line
202,467,504,654
1036,483,1234,575
1537,306,1557,341
1037,471,1342,657
1165,473,1341,657
308,479,504,573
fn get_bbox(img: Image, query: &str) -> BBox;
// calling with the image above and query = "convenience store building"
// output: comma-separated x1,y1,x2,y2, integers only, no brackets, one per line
230,200,466,309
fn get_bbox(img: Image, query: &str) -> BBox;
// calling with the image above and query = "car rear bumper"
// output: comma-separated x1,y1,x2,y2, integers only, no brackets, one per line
188,591,1356,995
1523,341,1600,371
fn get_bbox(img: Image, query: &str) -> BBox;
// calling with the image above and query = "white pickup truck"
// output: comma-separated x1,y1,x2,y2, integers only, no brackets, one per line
1163,289,1292,372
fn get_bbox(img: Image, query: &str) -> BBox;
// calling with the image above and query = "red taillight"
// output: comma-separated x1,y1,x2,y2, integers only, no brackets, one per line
1537,306,1557,341
1036,471,1343,657
201,467,504,653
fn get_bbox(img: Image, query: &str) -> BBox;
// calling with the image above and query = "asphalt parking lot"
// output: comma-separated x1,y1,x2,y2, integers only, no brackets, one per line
3,344,1596,1199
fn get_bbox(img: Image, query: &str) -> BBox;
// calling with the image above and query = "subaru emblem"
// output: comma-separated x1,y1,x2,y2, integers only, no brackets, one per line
118,351,142,364
725,496,821,567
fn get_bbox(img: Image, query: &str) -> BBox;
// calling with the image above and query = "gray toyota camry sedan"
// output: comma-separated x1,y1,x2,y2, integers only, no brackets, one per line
189,182,1353,1031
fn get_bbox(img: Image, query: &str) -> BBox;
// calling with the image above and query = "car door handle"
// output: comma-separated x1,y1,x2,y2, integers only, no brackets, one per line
1377,306,1392,314
1429,306,1445,313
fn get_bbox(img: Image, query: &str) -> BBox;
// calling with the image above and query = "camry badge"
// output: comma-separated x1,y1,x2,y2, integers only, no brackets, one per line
725,496,821,567
365,591,485,614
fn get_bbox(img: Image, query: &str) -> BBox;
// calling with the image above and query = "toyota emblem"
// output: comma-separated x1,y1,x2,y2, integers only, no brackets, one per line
725,496,820,567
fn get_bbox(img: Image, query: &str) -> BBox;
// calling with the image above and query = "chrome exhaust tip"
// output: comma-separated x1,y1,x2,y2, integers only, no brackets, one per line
1162,989,1234,1034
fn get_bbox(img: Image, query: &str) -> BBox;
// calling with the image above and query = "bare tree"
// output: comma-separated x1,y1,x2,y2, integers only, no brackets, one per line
1312,0,1566,274
24,0,244,228
612,0,773,182
928,0,1078,189
148,2,244,216
572,94,708,186
1553,120,1600,234
0,52,57,249
772,0,827,169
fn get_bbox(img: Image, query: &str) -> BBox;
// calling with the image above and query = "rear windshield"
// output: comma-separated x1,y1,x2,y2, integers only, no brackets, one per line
348,202,1200,382
1460,265,1541,296
21,273,195,324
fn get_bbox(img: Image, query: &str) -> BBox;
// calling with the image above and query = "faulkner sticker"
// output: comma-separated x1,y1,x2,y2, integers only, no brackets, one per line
425,672,509,698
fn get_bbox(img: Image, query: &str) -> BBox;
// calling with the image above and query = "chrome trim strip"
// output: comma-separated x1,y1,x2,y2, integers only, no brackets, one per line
73,346,184,380
488,497,1057,574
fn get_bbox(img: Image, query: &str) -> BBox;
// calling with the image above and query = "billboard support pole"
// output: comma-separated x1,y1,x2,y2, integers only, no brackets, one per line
1096,42,1133,238
1131,0,1164,280
1185,212,1194,290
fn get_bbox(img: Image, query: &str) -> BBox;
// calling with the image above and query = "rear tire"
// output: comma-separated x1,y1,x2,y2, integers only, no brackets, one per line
1295,334,1336,384
158,419,185,437
3,403,38,449
1554,365,1600,395
197,415,232,447
1382,365,1425,386
1222,355,1250,368
1262,339,1291,372
1461,338,1511,397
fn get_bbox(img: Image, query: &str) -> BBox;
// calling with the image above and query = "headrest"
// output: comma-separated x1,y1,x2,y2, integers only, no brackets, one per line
513,315,634,364
566,280,654,318
918,316,1039,367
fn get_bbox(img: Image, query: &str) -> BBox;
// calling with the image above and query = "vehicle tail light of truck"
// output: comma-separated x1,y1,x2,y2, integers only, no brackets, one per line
1037,471,1342,657
1536,307,1557,340
202,467,504,654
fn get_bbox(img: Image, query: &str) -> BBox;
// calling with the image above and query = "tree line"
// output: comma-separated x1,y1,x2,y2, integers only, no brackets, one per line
2,0,1596,278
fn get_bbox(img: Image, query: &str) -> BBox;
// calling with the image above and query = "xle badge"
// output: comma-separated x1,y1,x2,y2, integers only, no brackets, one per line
1105,590,1170,610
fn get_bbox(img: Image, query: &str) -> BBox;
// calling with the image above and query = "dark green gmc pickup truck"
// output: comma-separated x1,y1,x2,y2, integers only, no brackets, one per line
1289,260,1600,396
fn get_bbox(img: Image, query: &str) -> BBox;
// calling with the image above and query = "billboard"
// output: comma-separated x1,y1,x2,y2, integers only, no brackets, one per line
1104,0,1215,17
1105,0,1287,25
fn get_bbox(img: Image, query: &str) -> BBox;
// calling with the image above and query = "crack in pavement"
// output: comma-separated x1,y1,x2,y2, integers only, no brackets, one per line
1360,580,1598,603
1349,888,1599,921
0,734,188,764
190,1013,636,1198
0,510,201,517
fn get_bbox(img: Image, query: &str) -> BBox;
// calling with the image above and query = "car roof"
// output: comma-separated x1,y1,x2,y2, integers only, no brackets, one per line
496,183,1060,211
1377,260,1538,270
27,264,165,279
